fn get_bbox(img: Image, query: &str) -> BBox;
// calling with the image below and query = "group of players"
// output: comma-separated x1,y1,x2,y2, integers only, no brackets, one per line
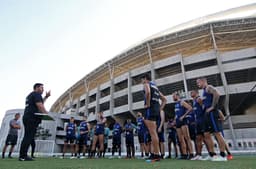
61,74,232,162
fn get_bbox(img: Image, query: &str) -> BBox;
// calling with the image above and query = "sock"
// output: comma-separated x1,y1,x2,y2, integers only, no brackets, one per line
209,152,216,157
145,153,149,157
8,152,12,157
2,152,5,158
220,152,226,157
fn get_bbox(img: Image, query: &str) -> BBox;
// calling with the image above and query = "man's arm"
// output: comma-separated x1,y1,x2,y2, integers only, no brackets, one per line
206,85,220,112
43,90,51,103
87,123,91,134
197,97,203,106
158,110,165,133
180,101,193,121
159,92,167,111
218,110,225,121
144,83,151,108
11,121,21,129
36,102,48,114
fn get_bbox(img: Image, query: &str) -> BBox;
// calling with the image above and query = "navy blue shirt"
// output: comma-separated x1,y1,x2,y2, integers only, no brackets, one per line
144,81,160,107
203,87,213,109
137,117,146,135
24,91,43,119
125,123,134,139
193,97,204,124
174,101,186,119
113,123,122,138
66,122,76,136
79,121,89,135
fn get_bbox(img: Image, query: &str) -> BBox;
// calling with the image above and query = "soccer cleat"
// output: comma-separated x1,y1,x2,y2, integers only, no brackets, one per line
187,154,194,160
145,158,160,163
19,157,34,161
201,155,212,161
118,156,122,159
211,156,227,162
70,156,76,159
191,155,202,161
227,154,233,160
79,156,85,159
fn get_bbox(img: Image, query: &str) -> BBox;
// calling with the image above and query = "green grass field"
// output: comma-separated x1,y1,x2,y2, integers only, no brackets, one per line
1,156,255,169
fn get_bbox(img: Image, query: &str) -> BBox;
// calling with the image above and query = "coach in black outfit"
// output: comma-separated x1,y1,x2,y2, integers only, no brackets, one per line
19,83,50,161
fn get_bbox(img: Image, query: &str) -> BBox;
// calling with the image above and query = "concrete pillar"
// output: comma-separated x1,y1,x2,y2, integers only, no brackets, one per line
210,24,237,149
95,86,100,113
180,54,189,98
128,72,133,112
147,43,155,81
68,90,73,114
84,80,89,117
110,79,114,116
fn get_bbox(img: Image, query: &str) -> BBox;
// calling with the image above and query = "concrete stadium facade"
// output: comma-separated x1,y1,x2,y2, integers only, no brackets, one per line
49,5,256,153
1,5,256,155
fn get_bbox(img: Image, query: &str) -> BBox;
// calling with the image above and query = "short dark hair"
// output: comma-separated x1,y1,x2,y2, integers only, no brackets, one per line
173,91,180,96
191,89,199,93
197,77,207,81
141,73,151,81
33,83,43,90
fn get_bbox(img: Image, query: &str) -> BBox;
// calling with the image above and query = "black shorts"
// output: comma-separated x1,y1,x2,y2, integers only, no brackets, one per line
203,110,222,133
158,131,165,143
196,122,204,135
189,124,196,141
168,134,177,145
138,133,146,144
144,103,160,121
5,134,18,146
77,134,88,145
145,132,151,143
112,136,121,147
125,137,134,147
65,135,76,144
176,118,185,128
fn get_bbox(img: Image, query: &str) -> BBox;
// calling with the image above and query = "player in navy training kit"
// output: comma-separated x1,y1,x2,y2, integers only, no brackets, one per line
137,112,149,158
197,77,227,161
190,90,205,160
103,123,110,157
185,109,197,156
167,118,178,159
91,112,106,158
157,110,165,158
141,73,166,162
76,116,90,158
124,119,135,158
217,110,233,160
111,120,122,158
62,117,77,158
173,92,194,159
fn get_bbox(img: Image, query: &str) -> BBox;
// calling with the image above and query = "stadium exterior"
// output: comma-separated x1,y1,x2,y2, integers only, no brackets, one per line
1,4,256,155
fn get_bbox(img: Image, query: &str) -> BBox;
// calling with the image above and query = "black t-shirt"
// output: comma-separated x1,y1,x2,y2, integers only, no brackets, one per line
23,91,43,120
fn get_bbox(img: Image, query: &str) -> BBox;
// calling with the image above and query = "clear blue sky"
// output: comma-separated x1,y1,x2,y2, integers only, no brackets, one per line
0,0,255,125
